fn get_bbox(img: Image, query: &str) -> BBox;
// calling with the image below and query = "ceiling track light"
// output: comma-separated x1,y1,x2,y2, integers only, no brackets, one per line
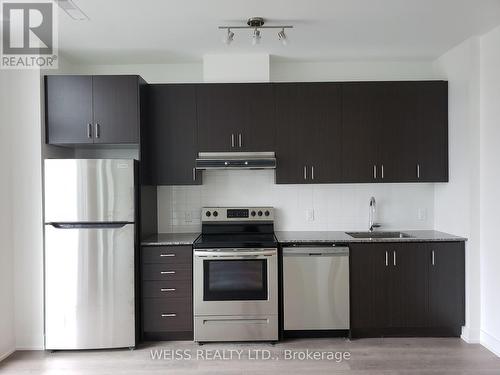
218,17,293,46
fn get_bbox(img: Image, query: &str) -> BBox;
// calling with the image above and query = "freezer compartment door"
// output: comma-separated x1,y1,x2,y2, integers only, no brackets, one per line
44,159,135,223
44,223,135,350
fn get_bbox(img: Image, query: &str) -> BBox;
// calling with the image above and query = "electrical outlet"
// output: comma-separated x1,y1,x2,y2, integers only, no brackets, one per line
306,209,315,222
417,208,427,221
184,211,193,223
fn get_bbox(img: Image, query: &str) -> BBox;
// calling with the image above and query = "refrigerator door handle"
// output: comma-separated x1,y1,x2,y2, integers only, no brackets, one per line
49,222,130,229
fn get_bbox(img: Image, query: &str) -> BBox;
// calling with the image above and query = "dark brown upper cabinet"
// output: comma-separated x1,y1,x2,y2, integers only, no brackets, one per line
414,82,449,182
144,84,201,186
342,81,448,183
196,83,275,152
350,241,465,338
275,83,343,184
45,75,94,144
45,75,143,145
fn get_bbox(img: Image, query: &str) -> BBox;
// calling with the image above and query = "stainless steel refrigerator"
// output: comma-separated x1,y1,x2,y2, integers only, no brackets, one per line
44,159,136,350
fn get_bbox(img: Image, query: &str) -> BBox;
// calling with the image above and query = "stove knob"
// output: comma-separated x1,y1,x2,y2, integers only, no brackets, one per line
206,211,211,217
258,211,263,217
213,211,218,217
265,210,270,217
251,211,256,217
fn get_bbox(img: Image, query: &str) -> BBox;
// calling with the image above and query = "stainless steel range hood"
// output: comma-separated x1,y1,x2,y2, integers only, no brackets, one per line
195,152,276,170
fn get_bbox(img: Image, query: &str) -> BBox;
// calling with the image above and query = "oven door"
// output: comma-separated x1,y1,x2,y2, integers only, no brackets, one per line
194,249,278,316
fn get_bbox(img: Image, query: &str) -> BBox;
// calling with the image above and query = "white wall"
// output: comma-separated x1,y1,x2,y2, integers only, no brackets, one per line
0,71,16,361
479,24,500,356
158,171,435,233
0,68,44,355
433,38,481,343
271,60,438,82
12,70,45,350
70,63,203,83
204,54,270,82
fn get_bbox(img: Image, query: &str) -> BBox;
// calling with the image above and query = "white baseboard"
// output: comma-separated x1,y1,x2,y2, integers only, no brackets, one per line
481,330,500,357
461,326,481,343
15,346,44,351
0,348,15,362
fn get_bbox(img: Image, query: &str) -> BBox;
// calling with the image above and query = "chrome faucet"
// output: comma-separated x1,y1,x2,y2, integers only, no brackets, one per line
369,196,381,232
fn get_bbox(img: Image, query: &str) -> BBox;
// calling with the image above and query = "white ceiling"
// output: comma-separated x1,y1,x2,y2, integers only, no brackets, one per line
58,0,500,64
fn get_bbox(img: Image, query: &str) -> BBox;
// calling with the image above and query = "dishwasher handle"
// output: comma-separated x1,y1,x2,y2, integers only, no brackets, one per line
283,247,349,257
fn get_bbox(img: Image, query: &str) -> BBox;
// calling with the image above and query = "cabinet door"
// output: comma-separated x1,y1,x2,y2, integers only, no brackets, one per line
196,84,245,152
377,83,419,182
45,75,93,144
275,84,311,183
387,243,428,328
342,83,383,182
146,85,201,185
428,242,465,328
92,75,140,144
241,84,275,152
275,83,342,183
308,83,343,183
350,244,390,330
415,82,449,182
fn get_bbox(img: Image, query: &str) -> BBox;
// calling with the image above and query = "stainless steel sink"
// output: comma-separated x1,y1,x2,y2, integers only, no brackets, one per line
346,231,413,239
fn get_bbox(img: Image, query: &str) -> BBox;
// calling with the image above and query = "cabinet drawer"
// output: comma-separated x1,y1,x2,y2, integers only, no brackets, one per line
142,280,192,299
142,264,191,281
142,246,192,264
143,298,192,332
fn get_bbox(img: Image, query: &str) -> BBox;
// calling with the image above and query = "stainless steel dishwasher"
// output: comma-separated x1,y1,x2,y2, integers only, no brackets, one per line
283,245,349,331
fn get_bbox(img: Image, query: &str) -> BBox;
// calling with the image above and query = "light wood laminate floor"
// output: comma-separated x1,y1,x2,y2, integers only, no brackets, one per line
1,338,500,374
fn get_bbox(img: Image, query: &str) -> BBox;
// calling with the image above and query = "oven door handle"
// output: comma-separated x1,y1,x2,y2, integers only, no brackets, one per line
194,250,276,258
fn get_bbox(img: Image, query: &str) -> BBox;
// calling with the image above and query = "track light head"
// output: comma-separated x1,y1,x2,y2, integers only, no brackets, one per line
252,28,261,46
278,28,287,45
223,28,234,45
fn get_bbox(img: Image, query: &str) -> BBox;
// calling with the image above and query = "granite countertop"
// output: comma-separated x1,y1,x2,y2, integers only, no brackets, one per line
141,233,200,246
275,230,467,244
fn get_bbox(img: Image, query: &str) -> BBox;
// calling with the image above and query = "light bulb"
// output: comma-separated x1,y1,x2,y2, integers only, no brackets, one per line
252,28,261,45
278,28,287,46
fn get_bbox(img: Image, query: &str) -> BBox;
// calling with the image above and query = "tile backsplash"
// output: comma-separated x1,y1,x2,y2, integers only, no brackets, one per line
157,170,435,233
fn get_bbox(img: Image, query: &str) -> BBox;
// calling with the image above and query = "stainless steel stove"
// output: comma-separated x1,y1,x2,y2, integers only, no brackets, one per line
193,207,278,342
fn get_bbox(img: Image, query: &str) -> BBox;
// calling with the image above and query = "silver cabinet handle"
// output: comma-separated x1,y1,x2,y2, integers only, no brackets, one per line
161,288,176,292
192,167,196,181
417,164,420,179
160,253,175,257
385,251,389,266
160,271,175,275
393,251,397,266
161,313,176,318
304,166,307,180
381,164,384,179
373,165,377,179
231,134,235,148
311,166,315,180
432,250,435,266
238,133,242,147
87,123,92,138
95,123,100,138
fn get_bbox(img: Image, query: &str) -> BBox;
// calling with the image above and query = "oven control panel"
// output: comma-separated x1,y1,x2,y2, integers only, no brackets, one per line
202,207,274,222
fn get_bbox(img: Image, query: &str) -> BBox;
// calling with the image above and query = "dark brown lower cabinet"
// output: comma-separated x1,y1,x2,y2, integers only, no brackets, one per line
141,245,193,341
350,241,465,338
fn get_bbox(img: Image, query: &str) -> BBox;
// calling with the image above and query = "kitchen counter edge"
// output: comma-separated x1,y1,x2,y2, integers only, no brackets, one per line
275,230,467,244
141,233,200,246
